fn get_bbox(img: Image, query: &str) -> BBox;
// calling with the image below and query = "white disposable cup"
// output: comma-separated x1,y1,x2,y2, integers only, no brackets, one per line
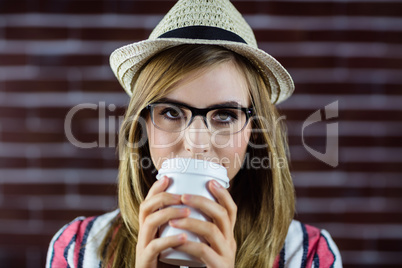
156,158,229,267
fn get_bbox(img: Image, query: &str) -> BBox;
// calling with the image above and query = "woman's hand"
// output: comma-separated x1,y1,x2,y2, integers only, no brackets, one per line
170,180,237,268
135,176,190,268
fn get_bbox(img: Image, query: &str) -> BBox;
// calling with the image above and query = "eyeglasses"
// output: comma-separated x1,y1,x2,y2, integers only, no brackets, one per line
146,102,253,135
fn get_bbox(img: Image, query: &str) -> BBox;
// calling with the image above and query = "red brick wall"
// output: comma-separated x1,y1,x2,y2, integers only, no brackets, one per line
1,0,401,267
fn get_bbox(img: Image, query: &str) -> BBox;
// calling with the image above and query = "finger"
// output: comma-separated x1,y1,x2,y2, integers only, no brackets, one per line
139,191,182,224
181,194,232,239
145,176,170,200
174,240,224,268
139,206,190,246
143,233,187,264
208,180,238,229
169,217,229,255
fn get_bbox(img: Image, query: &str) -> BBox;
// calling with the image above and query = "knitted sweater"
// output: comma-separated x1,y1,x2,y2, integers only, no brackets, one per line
46,209,342,267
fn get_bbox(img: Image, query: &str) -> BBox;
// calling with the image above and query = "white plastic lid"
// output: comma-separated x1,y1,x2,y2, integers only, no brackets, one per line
156,158,229,188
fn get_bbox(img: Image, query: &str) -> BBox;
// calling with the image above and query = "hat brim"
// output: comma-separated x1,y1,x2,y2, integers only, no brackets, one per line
110,38,294,104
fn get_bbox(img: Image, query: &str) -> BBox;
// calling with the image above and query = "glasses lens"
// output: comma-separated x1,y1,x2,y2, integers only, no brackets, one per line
207,108,247,135
150,103,249,135
151,103,190,132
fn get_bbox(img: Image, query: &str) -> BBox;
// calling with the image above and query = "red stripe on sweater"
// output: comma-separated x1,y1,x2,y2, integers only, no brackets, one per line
316,234,335,267
304,224,321,267
51,220,82,267
73,216,96,267
273,253,280,268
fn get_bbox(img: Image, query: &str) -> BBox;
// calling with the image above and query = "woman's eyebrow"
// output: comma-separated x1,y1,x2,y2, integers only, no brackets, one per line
158,97,243,108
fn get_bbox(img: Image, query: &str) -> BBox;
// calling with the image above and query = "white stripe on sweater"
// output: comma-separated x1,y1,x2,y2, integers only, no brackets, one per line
321,229,343,268
284,220,304,267
81,210,119,267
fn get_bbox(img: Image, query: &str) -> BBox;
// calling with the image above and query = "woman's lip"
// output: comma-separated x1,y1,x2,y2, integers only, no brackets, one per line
174,157,227,167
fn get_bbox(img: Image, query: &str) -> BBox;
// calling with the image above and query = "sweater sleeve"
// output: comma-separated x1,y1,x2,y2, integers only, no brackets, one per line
273,220,343,268
45,216,97,268
312,229,343,268
302,223,343,268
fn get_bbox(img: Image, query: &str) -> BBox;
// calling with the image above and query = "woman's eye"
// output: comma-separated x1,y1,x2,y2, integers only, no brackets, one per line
213,110,238,123
166,109,180,118
217,113,230,121
159,107,185,120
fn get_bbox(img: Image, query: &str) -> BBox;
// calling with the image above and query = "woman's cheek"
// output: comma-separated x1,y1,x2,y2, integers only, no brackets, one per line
148,129,184,170
223,137,250,180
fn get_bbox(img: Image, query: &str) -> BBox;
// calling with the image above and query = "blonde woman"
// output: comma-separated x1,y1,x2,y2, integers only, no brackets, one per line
46,1,342,267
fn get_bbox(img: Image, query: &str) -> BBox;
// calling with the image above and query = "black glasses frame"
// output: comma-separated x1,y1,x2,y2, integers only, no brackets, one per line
146,101,254,134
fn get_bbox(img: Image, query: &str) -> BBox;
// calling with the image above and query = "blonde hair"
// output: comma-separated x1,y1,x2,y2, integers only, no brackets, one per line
100,45,295,267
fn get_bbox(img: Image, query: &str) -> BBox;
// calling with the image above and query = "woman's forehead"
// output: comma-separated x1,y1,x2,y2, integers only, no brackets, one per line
163,62,251,108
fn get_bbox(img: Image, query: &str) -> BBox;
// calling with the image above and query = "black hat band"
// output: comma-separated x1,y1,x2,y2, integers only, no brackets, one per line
158,25,247,44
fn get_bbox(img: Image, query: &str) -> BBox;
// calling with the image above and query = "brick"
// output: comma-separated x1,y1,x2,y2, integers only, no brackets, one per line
327,238,402,252
289,136,402,148
0,0,29,13
0,209,30,221
295,186,402,198
78,184,117,196
346,57,402,69
0,132,66,143
42,209,111,221
38,157,119,169
295,212,402,224
254,29,402,43
2,184,66,196
0,233,52,248
13,107,99,120
0,0,104,14
234,1,402,17
0,156,119,169
283,109,402,122
0,246,29,268
38,107,93,119
28,54,105,67
377,239,402,252
294,83,402,95
4,80,70,93
0,107,28,118
81,80,122,93
276,56,402,69
350,265,402,268
79,28,150,41
291,160,402,172
0,158,28,168
0,54,28,66
103,0,174,14
4,27,69,40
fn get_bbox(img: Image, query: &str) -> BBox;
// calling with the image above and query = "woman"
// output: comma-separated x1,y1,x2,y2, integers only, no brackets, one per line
47,0,342,267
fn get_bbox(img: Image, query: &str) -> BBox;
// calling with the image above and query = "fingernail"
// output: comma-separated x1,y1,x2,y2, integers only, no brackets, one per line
212,180,222,189
179,207,188,214
158,176,167,185
177,233,186,241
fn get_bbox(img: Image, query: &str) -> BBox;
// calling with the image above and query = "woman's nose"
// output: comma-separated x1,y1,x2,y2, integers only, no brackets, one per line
183,117,211,154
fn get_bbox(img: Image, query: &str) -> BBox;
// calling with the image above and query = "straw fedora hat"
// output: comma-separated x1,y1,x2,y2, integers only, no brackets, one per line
110,0,294,104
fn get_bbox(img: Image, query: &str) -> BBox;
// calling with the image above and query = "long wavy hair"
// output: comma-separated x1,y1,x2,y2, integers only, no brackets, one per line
100,44,295,267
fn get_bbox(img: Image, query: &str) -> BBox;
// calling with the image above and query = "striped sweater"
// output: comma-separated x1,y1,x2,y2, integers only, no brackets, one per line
46,209,342,267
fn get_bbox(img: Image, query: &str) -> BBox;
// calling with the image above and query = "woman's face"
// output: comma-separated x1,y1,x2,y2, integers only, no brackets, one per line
146,61,252,180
